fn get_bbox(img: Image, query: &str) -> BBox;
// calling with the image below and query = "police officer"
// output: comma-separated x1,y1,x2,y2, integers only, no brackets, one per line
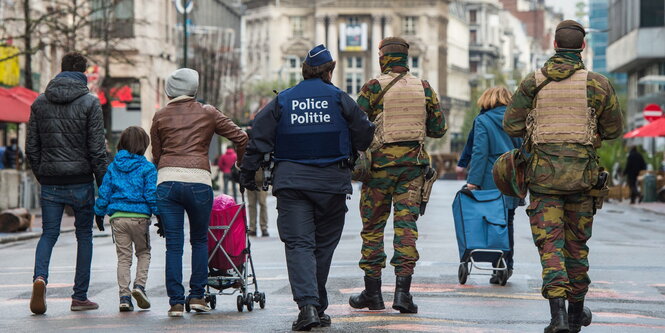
239,44,374,331
504,20,623,333
349,37,447,314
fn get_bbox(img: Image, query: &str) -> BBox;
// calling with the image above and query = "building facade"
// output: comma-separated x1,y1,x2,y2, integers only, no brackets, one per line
242,0,451,101
588,0,626,88
607,0,665,133
447,0,471,152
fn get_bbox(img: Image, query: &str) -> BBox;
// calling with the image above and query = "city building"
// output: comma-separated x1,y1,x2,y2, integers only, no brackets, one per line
242,0,451,101
242,0,457,152
588,0,626,87
0,0,178,144
446,0,471,153
465,0,503,84
607,0,665,152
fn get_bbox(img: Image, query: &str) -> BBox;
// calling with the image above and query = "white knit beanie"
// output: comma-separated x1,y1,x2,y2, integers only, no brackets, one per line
165,68,199,98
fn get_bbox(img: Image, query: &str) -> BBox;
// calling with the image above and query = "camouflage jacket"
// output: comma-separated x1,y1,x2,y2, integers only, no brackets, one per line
504,52,623,194
357,53,447,169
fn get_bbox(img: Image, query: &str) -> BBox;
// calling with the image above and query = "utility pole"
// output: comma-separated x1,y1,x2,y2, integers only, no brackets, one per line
175,0,194,68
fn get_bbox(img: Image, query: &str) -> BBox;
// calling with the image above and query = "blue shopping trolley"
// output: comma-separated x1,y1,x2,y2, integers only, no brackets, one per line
452,187,511,285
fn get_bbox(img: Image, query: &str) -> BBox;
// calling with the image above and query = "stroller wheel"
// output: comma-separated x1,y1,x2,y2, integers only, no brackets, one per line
245,293,254,312
185,302,191,313
259,292,266,309
458,263,468,285
207,295,216,310
237,295,244,312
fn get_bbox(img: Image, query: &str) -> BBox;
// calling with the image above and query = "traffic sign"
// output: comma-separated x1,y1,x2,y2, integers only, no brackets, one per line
643,103,663,123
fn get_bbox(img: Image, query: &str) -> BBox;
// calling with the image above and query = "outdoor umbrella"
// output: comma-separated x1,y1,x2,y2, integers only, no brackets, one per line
0,86,38,123
623,117,665,138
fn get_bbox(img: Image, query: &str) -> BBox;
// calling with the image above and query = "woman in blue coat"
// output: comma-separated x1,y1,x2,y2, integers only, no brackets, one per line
464,86,521,283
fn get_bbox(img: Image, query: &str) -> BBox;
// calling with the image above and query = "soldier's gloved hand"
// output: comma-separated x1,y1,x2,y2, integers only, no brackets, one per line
95,215,105,231
239,168,259,191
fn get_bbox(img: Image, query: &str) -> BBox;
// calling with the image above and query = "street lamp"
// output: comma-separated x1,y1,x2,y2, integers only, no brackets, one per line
174,0,194,68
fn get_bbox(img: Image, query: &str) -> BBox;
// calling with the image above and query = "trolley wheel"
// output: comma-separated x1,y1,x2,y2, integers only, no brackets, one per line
208,295,216,310
458,262,468,285
236,295,244,312
496,261,508,286
245,293,254,311
259,292,266,309
185,302,191,313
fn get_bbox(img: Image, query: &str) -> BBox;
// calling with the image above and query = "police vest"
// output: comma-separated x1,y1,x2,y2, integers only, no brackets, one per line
375,72,427,144
274,78,351,166
528,69,597,146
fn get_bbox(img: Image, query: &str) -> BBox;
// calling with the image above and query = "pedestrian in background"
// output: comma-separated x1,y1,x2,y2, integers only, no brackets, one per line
463,86,522,284
239,44,374,331
218,146,238,201
505,20,623,333
150,68,248,317
245,125,269,237
349,37,447,314
94,126,159,312
26,52,108,314
3,138,24,169
624,146,647,204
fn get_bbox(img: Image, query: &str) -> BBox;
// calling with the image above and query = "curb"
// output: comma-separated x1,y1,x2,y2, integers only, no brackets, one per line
0,227,76,245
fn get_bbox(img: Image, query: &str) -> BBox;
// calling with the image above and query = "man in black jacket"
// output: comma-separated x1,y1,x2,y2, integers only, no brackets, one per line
26,52,108,314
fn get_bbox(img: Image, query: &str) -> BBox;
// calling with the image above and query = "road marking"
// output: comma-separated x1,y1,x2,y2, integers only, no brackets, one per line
595,312,662,320
368,324,512,332
335,315,467,325
0,283,73,288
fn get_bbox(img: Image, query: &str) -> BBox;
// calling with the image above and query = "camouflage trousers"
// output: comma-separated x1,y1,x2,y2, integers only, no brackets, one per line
359,166,424,278
526,192,595,301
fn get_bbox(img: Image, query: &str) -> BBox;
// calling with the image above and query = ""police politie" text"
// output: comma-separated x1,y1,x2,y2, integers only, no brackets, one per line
291,98,332,124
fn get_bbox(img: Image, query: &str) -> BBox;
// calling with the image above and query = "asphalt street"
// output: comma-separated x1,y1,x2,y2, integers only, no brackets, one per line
1,180,664,332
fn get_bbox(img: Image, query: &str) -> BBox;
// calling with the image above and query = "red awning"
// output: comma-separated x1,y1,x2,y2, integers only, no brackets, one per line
0,86,39,123
624,117,665,138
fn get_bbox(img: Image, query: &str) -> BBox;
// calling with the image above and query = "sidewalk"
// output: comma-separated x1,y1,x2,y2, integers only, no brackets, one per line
611,200,665,216
0,212,76,244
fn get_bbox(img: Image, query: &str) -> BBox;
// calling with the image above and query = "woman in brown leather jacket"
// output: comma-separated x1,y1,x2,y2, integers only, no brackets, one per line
150,68,248,317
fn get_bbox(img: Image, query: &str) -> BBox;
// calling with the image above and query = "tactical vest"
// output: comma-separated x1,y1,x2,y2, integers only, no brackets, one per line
375,72,427,144
274,78,351,166
528,69,597,146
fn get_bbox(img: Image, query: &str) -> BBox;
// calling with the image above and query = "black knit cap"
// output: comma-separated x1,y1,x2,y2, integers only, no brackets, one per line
555,20,586,49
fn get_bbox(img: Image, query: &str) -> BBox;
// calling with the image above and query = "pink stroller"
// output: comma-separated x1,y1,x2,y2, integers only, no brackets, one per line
200,194,265,312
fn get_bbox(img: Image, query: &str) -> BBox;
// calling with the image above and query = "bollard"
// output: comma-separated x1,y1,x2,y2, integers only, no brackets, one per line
641,172,657,203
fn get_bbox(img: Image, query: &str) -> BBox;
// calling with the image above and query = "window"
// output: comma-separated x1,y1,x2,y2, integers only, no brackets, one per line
290,16,305,38
469,10,477,24
470,30,477,44
91,0,134,39
345,56,364,97
640,0,665,27
409,56,421,77
470,61,478,73
403,16,417,35
348,16,359,25
285,56,304,85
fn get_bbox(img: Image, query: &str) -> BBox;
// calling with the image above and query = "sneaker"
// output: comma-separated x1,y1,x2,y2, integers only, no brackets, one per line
187,297,211,312
131,285,151,309
119,296,134,312
71,299,99,311
261,230,269,237
168,304,184,317
30,277,47,315
248,230,257,237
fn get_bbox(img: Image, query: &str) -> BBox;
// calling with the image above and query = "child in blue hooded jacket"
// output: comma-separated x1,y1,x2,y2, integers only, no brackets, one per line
94,126,159,312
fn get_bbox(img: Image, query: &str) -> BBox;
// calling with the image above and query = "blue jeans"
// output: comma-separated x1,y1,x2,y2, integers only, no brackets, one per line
157,181,213,306
33,183,95,301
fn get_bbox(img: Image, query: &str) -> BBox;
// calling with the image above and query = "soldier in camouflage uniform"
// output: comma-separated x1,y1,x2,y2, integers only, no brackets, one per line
348,37,447,314
504,20,623,333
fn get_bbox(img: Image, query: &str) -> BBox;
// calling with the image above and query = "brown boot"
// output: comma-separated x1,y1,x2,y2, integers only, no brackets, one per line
30,277,46,315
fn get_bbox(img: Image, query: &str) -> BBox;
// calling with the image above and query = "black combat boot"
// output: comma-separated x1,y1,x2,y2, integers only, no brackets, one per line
392,275,418,314
349,276,385,310
544,298,569,333
568,300,592,333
